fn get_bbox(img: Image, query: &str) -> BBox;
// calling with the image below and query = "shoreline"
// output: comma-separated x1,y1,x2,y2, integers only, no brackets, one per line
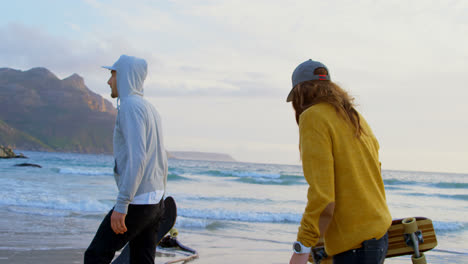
1,245,465,264
0,248,84,264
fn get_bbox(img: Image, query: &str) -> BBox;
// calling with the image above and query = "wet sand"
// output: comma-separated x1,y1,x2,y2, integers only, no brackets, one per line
0,248,84,264
0,239,463,264
0,230,291,264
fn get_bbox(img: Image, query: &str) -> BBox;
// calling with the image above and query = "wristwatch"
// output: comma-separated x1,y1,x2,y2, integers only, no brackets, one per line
293,241,311,254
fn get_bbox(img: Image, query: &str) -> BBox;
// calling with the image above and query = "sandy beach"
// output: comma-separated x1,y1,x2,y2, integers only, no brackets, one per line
0,249,83,264
0,229,290,264
1,240,466,264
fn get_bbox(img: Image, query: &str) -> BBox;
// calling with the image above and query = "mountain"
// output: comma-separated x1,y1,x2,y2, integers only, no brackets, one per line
0,67,117,153
0,67,237,162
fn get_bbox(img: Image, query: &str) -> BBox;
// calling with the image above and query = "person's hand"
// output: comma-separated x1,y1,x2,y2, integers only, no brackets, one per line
111,210,127,234
289,252,309,264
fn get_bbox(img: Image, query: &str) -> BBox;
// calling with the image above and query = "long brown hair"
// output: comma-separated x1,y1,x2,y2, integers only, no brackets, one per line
291,68,364,137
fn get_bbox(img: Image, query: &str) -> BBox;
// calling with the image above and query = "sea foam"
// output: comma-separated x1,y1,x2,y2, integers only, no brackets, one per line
58,167,113,176
178,208,301,223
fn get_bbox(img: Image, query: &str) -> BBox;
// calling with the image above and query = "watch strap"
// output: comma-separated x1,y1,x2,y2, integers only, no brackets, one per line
293,241,311,254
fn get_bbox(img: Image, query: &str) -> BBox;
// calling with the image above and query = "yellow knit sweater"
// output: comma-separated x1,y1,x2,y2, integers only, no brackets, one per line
297,103,391,256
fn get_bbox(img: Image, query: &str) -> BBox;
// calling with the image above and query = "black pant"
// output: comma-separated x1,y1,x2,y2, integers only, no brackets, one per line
84,202,164,264
333,233,388,264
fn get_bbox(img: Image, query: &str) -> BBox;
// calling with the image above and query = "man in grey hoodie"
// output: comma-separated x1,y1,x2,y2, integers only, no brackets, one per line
85,55,168,264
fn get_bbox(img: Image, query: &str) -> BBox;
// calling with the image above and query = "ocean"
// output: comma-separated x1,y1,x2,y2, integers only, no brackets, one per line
0,151,467,263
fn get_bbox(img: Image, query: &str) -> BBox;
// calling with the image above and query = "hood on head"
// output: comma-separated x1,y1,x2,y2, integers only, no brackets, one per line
104,55,147,99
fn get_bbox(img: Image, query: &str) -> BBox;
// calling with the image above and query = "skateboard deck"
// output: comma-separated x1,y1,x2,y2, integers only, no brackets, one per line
112,196,177,264
159,236,199,264
310,217,437,263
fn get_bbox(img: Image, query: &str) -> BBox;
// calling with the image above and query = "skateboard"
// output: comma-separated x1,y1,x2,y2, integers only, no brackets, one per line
112,196,178,264
310,217,437,264
159,235,199,264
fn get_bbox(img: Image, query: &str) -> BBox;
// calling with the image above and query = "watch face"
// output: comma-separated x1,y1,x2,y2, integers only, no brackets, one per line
294,242,302,252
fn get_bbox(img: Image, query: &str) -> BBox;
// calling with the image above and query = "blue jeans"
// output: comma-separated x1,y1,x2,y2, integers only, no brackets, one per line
333,233,388,264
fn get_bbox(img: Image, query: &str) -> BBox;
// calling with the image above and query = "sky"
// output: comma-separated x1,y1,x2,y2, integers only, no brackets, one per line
1,0,467,173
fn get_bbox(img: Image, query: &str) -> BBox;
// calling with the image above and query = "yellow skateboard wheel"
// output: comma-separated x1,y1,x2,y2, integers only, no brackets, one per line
402,217,418,234
170,228,179,237
411,253,426,264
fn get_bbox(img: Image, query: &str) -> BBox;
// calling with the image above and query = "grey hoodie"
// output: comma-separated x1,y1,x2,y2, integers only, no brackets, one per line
106,55,167,214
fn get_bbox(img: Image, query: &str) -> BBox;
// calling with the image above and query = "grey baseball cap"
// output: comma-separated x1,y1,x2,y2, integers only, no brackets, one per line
286,59,330,102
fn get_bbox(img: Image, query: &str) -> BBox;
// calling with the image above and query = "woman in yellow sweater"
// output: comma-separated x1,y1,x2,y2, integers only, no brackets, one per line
287,59,392,264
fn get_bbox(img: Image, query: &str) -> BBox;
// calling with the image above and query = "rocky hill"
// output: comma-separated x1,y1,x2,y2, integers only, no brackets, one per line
0,67,237,161
0,67,117,153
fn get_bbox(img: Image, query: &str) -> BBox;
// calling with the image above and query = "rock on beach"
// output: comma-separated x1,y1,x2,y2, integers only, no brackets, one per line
14,163,42,168
0,145,27,159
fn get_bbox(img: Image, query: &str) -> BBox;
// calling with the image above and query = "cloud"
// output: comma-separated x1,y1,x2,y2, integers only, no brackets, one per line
144,68,281,97
0,23,114,76
3,0,467,98
66,23,81,32
0,23,165,95
1,1,468,171
0,20,284,98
